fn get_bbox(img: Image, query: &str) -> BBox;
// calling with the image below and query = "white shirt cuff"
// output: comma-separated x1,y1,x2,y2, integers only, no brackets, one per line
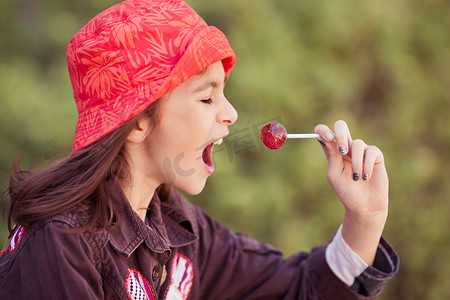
325,225,368,286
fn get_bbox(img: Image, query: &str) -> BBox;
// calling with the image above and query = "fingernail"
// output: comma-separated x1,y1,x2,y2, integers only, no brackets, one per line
339,145,347,154
363,173,368,181
353,173,360,181
318,140,326,147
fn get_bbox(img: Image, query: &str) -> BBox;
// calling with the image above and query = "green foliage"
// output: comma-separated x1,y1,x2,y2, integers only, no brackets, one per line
1,0,449,298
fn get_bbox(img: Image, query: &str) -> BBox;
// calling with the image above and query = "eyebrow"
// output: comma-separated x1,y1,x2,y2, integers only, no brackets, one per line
193,75,228,92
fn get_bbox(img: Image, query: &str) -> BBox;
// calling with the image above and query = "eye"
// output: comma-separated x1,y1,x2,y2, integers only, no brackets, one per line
201,98,212,104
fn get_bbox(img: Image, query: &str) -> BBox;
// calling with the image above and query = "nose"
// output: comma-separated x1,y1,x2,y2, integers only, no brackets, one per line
218,97,238,126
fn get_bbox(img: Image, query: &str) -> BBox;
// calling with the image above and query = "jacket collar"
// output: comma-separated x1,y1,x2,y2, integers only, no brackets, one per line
160,190,199,247
108,185,197,257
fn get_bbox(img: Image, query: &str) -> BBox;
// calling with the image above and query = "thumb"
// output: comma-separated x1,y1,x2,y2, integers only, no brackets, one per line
320,138,344,175
317,139,330,162
315,125,343,173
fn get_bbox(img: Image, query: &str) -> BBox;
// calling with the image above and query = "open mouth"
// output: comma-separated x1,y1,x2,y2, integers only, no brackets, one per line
202,142,214,168
201,138,223,171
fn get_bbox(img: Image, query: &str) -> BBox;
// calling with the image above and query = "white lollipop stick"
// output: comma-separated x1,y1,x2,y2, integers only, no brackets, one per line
286,133,319,139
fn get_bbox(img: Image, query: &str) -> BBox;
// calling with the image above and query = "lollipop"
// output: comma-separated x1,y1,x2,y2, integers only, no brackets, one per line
260,122,319,150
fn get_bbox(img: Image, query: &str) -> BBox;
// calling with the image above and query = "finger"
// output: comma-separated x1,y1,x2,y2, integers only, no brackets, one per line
317,138,330,162
362,145,384,180
315,124,343,175
314,124,334,162
334,120,353,155
314,124,335,142
350,139,366,181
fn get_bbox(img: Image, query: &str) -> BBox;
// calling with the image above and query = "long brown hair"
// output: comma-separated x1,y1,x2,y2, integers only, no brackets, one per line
5,100,171,233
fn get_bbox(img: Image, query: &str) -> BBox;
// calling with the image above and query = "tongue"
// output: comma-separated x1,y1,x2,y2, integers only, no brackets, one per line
202,143,213,167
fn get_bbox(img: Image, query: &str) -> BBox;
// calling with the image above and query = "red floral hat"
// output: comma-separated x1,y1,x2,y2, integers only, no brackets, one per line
67,0,236,153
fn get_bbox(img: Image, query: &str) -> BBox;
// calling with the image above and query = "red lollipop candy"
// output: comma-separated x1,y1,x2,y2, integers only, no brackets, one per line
260,122,320,150
260,122,287,150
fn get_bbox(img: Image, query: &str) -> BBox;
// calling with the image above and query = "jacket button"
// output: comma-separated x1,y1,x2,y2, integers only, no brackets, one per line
152,266,160,281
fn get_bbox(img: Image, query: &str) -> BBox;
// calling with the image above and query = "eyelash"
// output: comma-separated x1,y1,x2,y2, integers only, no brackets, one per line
201,98,212,104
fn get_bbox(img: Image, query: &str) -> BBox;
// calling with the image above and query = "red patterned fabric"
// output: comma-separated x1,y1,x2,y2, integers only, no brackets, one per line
67,0,236,153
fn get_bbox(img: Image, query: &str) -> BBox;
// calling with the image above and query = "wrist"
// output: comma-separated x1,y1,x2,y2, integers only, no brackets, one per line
344,208,388,227
341,209,388,265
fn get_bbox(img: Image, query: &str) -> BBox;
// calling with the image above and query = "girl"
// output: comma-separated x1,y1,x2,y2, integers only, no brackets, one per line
0,0,398,299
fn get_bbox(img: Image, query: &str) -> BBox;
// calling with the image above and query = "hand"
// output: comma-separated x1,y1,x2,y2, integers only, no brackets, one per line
314,120,388,217
315,120,389,265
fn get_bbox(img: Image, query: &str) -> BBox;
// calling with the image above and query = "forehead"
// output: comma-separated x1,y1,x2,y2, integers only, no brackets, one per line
191,61,227,89
161,61,227,100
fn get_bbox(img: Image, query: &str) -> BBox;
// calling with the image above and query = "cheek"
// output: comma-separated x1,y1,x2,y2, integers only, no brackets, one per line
156,101,216,159
154,124,201,167
162,114,211,145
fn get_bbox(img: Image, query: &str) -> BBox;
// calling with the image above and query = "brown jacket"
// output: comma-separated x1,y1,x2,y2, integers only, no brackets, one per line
0,188,398,299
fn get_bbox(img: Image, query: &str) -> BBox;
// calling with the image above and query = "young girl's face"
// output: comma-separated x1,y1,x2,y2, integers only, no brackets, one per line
139,61,238,195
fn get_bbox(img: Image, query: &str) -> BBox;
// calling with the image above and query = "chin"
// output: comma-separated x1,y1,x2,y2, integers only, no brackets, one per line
176,179,207,196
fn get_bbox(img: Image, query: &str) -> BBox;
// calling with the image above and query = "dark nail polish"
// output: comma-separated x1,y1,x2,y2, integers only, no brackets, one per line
339,145,347,154
363,173,368,181
353,173,360,181
318,140,326,147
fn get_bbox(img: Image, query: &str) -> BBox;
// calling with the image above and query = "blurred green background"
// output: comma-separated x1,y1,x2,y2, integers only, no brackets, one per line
1,0,449,298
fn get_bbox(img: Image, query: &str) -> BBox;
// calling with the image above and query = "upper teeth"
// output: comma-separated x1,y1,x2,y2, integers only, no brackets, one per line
213,138,223,145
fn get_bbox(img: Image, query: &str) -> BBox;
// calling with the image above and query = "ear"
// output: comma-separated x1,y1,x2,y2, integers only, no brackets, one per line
127,118,151,144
